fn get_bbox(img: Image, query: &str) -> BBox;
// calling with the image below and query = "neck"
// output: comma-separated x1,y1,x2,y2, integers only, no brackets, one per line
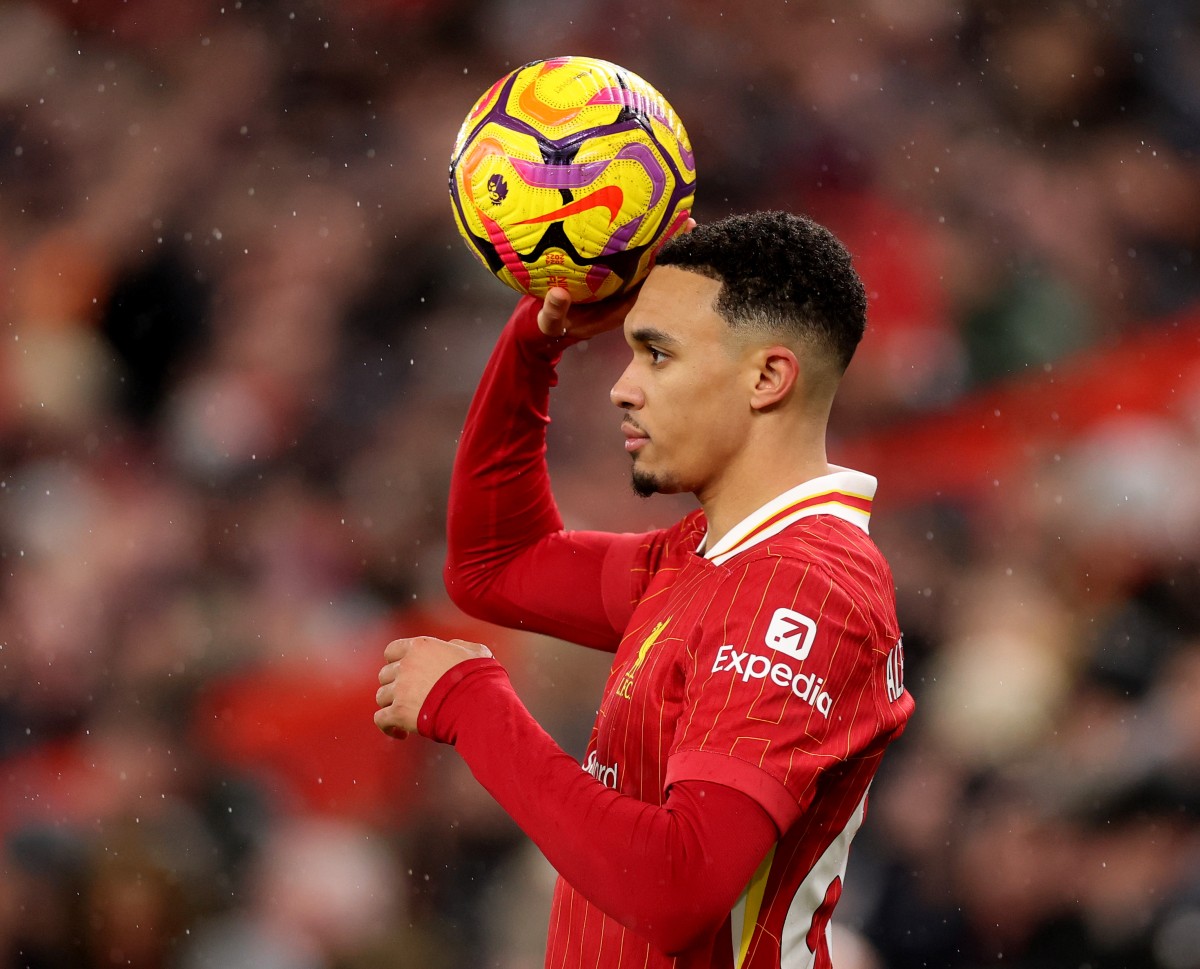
698,447,832,551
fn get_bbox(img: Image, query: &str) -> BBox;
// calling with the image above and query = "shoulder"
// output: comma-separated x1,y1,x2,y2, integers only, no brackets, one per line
766,515,894,598
715,514,891,583
703,516,898,634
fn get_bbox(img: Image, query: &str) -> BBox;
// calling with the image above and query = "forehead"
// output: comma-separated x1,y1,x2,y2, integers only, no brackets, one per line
625,266,725,342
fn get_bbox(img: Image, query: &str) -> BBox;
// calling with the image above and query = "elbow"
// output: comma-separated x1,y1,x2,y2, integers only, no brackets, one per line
443,559,488,618
442,559,514,627
442,558,466,607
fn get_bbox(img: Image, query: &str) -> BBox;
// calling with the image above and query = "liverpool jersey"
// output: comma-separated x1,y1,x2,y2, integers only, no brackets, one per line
544,470,913,968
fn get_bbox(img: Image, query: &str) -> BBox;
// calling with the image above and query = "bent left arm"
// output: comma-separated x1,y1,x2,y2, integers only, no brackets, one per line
375,639,777,954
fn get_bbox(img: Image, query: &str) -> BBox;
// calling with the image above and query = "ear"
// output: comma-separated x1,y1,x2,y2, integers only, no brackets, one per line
749,346,800,411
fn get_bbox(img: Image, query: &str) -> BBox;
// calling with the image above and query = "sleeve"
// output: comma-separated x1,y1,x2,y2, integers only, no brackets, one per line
417,657,779,955
665,555,905,833
443,297,654,651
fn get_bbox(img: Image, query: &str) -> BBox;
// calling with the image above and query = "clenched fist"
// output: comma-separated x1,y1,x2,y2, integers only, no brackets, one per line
374,636,493,739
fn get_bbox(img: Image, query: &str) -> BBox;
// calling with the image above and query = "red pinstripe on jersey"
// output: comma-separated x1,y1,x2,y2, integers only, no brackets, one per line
544,470,913,968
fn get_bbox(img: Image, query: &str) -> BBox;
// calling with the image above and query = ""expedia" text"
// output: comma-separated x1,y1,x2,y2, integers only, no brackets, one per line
711,644,833,717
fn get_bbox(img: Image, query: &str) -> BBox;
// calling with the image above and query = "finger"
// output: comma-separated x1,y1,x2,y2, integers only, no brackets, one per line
374,707,408,740
378,661,399,686
375,682,393,707
383,638,412,663
537,287,572,336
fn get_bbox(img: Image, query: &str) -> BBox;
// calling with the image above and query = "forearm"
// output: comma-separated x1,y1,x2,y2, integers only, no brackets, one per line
445,297,568,587
418,659,778,954
443,299,637,648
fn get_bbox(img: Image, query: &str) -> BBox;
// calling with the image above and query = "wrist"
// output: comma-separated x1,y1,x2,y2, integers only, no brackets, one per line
511,295,583,361
417,656,508,743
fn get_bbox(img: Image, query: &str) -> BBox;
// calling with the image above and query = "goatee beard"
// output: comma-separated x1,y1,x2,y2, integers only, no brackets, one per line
631,466,666,498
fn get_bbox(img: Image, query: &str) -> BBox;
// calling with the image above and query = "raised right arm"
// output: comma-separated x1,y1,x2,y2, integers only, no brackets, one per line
443,296,647,651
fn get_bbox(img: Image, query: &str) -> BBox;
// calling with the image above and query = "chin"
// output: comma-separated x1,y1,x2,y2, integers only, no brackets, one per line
631,466,683,498
631,471,657,498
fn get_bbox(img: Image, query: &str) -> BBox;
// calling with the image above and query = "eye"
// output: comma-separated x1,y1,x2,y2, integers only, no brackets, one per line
647,345,668,365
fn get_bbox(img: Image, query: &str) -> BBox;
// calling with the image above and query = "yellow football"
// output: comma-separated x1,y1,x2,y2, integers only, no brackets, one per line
449,55,697,303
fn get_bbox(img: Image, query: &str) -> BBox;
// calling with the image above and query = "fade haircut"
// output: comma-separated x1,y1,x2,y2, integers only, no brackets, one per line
654,211,867,372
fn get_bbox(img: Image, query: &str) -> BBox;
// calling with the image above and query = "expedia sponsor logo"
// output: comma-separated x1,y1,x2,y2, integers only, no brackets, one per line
583,751,619,789
711,644,833,717
764,607,817,660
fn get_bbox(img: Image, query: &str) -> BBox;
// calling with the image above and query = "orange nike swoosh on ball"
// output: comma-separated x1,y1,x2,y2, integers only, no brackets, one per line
514,185,625,226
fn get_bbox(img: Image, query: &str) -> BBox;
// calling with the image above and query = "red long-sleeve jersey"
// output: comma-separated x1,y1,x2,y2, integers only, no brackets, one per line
431,297,914,967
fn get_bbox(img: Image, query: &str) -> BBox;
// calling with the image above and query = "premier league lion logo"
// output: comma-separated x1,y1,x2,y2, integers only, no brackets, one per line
487,173,508,205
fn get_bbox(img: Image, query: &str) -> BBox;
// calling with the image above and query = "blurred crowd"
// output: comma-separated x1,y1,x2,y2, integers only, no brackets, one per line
1,0,1199,967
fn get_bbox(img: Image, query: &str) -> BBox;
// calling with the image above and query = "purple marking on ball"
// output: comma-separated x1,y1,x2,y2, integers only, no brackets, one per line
677,142,696,173
601,214,645,255
458,71,525,152
537,119,644,154
585,263,613,291
588,87,672,128
511,158,611,190
613,143,666,209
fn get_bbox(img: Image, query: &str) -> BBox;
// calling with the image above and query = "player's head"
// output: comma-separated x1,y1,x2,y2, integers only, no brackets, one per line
654,210,867,374
612,211,865,501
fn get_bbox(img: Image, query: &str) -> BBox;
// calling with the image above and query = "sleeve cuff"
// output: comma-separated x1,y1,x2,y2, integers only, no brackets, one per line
665,749,808,833
417,656,508,743
510,295,584,367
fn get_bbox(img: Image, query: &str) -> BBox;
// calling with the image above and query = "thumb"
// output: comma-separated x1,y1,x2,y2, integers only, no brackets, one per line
538,287,572,336
450,639,494,659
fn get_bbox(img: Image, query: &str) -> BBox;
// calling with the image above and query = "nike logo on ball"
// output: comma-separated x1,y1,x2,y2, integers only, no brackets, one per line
515,185,625,226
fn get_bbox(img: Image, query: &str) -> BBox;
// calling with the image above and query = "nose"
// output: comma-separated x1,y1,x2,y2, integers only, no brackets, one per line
610,364,644,410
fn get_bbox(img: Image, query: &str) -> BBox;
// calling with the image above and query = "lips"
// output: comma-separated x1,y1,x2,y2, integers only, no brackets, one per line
621,419,649,453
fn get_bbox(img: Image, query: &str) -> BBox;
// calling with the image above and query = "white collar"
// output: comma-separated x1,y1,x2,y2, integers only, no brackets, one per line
701,467,877,566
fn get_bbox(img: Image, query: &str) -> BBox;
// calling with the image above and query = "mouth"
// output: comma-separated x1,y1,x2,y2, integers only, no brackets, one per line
621,419,650,454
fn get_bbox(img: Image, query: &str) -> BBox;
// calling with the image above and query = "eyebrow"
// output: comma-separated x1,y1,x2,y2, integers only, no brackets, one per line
630,326,680,347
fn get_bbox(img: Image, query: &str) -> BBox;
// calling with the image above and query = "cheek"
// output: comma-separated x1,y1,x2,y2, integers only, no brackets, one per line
673,388,734,449
698,385,751,446
653,364,740,441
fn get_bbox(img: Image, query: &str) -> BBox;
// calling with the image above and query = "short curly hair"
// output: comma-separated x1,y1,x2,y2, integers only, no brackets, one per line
655,211,867,372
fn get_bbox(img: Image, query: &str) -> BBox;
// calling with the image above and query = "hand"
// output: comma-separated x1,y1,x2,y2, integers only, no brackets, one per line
536,217,696,340
374,636,493,739
536,285,640,341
